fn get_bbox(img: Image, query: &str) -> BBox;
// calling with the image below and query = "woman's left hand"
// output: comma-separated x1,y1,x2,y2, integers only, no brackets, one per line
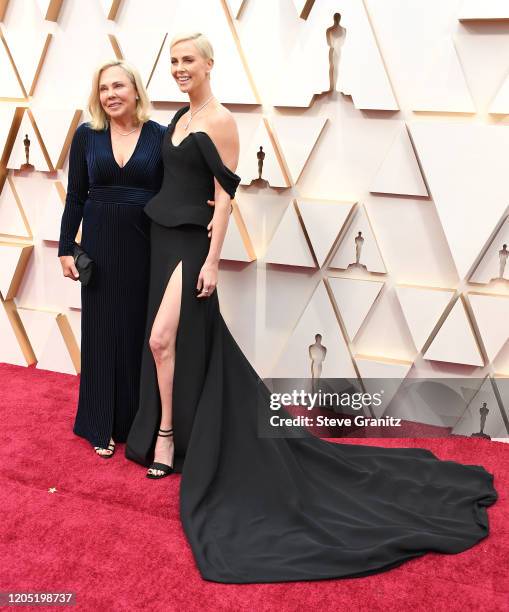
197,261,218,298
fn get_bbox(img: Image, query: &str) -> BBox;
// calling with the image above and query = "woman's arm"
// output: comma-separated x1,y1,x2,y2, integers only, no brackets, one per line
58,124,89,257
196,113,239,298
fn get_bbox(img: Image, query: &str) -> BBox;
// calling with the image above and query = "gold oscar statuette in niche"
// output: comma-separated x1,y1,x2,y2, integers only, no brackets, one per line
20,134,34,171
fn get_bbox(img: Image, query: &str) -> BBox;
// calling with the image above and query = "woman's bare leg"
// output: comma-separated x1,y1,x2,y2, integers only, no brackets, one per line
147,261,182,475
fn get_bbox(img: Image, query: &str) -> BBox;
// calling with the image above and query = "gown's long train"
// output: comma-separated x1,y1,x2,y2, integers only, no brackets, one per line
179,309,497,583
126,106,498,584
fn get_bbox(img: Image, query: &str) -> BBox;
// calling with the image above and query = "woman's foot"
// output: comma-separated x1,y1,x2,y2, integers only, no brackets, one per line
94,438,115,458
147,428,174,478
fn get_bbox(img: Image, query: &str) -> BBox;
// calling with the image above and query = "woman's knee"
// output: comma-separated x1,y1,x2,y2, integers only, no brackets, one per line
149,329,176,361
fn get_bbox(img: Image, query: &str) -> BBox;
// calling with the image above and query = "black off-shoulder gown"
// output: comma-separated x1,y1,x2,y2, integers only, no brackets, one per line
126,107,498,584
58,120,166,449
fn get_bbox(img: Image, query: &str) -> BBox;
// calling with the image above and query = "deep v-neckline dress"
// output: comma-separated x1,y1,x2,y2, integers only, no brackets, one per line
125,106,498,584
58,119,166,449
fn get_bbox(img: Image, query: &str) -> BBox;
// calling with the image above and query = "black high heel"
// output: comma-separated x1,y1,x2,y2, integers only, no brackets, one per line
94,438,115,459
146,428,174,479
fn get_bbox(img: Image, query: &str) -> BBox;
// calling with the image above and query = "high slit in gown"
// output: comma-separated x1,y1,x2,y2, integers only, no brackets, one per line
125,106,498,584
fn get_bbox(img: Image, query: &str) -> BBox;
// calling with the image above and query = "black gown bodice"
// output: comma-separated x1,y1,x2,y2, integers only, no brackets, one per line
143,106,241,228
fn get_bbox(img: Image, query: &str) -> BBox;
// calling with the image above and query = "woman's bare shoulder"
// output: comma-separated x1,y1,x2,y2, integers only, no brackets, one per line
207,105,238,144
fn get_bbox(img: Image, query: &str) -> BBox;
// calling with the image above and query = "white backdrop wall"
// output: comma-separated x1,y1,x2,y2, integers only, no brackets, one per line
1,0,509,432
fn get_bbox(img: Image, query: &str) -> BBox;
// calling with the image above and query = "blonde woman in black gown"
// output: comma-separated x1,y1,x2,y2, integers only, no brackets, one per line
125,33,497,584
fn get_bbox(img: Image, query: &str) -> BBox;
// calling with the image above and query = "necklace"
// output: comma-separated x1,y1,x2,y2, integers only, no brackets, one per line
184,95,215,131
111,123,140,136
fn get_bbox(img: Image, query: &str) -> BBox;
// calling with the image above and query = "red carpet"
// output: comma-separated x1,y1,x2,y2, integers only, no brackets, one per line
0,362,508,611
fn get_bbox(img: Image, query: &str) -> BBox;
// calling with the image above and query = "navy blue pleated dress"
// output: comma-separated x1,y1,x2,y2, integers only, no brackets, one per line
58,119,166,449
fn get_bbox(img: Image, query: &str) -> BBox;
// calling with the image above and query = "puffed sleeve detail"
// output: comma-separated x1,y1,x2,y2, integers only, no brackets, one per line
193,132,241,199
57,123,90,257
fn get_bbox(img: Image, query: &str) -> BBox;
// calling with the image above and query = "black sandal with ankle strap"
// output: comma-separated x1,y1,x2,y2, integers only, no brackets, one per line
146,428,174,479
94,439,115,459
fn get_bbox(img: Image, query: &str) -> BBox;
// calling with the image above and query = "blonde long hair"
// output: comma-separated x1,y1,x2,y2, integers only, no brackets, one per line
87,59,151,130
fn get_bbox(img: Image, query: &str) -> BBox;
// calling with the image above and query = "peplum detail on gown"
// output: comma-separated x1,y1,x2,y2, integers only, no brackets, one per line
143,107,240,229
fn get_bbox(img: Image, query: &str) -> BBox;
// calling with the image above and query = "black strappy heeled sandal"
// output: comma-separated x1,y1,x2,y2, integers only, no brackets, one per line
146,428,174,479
94,438,115,459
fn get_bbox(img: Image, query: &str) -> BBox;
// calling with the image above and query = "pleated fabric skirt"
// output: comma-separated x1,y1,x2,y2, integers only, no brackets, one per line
74,195,151,448
125,220,498,585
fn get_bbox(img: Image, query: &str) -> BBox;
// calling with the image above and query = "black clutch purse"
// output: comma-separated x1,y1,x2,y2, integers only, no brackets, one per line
72,243,94,286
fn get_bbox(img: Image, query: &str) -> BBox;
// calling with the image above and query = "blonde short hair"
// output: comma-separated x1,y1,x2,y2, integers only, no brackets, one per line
87,59,151,131
169,32,214,61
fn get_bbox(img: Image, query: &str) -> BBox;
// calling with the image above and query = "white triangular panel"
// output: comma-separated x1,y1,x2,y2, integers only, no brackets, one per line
0,301,26,366
297,199,353,267
494,376,509,429
15,241,79,311
331,1,398,110
65,277,82,310
264,202,315,268
470,217,509,283
271,115,327,184
490,70,509,115
329,277,384,341
355,356,412,417
30,108,81,170
272,0,398,110
0,105,17,158
273,280,356,378
0,37,25,99
8,174,54,240
7,112,50,171
100,0,121,20
17,307,55,359
495,342,509,376
147,1,256,104
409,122,509,279
2,30,50,95
290,0,310,16
66,309,82,347
40,182,65,242
370,125,428,196
459,0,509,20
452,376,508,438
111,32,166,85
329,205,386,273
395,286,454,352
35,0,63,20
221,214,254,262
224,0,246,19
38,316,76,374
424,298,483,366
270,12,329,107
0,244,28,299
410,39,475,113
0,178,30,237
236,118,288,187
468,293,509,361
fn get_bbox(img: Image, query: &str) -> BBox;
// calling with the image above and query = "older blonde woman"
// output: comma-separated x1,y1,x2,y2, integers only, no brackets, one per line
58,59,166,458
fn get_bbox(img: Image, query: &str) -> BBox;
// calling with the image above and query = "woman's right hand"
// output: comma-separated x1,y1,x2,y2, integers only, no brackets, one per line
60,255,79,280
